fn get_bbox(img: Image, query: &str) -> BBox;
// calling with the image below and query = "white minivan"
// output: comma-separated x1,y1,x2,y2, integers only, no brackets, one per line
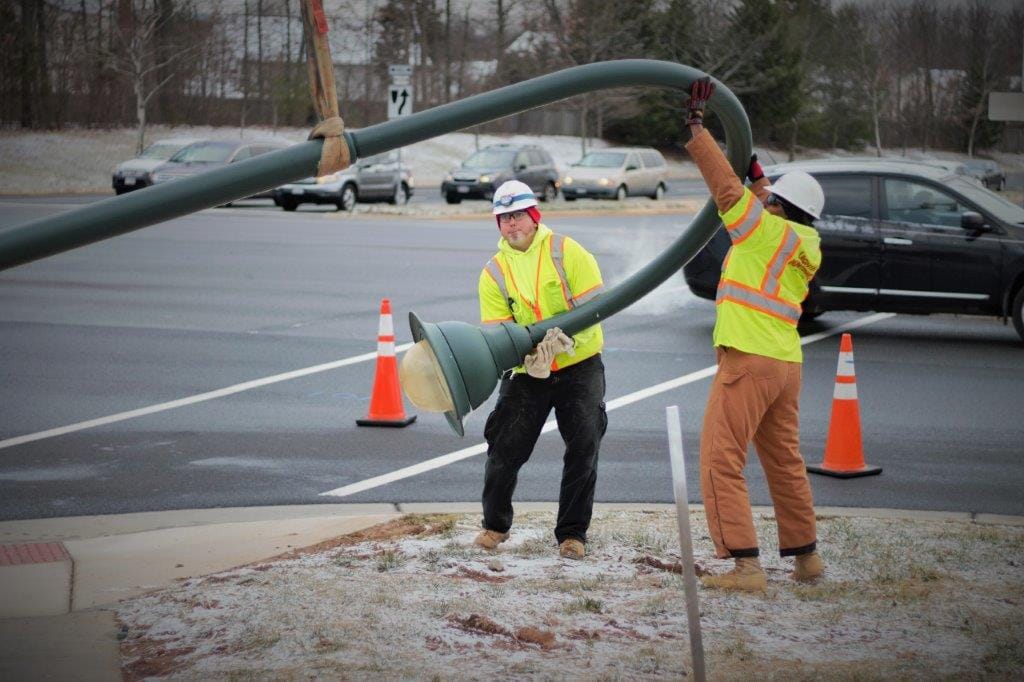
561,147,668,201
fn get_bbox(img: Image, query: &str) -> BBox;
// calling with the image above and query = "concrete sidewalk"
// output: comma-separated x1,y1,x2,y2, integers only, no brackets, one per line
0,503,400,681
1,503,1021,680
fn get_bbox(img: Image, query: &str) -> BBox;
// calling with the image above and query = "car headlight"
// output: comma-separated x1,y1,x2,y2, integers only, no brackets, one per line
479,174,491,184
316,173,340,184
152,173,165,182
564,176,573,185
597,178,610,186
408,176,415,188
444,174,453,183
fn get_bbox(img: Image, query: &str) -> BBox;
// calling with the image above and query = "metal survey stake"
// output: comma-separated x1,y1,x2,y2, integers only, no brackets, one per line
666,405,706,682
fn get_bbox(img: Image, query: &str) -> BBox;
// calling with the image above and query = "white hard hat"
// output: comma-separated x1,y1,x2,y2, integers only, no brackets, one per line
492,180,538,215
767,171,825,220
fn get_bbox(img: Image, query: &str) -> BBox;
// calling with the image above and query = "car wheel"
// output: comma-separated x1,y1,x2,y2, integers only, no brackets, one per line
445,193,462,204
615,185,627,201
540,182,557,203
1012,286,1024,343
390,183,410,205
281,198,297,212
564,196,576,202
337,184,357,212
651,184,665,201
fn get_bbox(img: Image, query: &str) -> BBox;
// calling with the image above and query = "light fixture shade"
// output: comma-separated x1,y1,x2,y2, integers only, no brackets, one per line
406,312,534,436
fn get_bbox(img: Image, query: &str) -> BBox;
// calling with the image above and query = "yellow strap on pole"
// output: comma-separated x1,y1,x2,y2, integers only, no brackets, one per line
299,0,350,175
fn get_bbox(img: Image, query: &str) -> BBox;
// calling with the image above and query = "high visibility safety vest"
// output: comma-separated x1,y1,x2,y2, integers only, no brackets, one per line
714,187,822,363
479,223,604,372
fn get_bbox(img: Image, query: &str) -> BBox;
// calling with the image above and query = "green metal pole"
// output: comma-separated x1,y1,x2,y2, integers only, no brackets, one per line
0,59,747,272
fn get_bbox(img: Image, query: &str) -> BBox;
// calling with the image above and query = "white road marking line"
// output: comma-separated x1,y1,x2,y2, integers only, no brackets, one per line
320,312,896,498
0,342,414,451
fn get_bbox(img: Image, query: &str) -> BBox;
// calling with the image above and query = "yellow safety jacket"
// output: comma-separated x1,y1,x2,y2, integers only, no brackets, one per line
479,223,604,372
714,188,822,363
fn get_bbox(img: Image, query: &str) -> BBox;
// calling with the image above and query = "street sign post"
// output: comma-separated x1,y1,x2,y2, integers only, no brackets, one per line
388,84,413,119
388,64,412,83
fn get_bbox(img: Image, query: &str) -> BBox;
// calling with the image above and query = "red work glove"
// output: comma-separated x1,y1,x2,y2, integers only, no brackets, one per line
747,154,765,183
687,77,716,126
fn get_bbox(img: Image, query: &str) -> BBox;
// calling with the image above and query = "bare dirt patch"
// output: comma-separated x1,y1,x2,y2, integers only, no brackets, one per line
117,510,1024,679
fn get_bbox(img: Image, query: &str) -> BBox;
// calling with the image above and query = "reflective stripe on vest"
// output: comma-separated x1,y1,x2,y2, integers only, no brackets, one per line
549,235,604,307
485,234,598,318
760,226,801,296
716,280,801,325
725,192,764,244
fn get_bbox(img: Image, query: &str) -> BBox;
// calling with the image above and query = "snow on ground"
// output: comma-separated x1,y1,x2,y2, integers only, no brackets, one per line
5,124,1021,197
0,125,697,195
116,510,1024,680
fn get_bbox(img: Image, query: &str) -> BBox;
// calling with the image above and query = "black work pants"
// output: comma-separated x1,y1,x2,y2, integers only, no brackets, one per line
481,354,608,544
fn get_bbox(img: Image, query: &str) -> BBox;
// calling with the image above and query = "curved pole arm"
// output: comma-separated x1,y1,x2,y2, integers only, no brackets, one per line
0,60,746,272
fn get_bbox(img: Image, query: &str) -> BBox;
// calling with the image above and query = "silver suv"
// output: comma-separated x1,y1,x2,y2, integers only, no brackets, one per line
274,151,414,212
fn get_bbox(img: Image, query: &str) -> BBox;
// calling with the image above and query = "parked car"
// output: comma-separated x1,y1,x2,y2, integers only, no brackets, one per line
961,159,1006,191
561,147,668,201
683,159,1024,342
111,137,200,194
150,139,291,199
441,143,559,204
273,151,414,212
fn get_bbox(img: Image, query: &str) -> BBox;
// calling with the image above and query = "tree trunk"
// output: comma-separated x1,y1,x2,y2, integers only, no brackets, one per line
579,97,589,156
444,0,451,103
135,79,147,154
872,92,883,157
240,0,250,133
788,116,798,162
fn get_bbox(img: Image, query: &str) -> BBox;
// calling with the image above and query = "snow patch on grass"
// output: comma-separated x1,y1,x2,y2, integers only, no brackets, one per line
116,510,1024,680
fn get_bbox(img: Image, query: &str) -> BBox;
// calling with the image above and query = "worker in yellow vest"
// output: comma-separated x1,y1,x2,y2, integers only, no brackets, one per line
473,180,607,560
686,77,825,591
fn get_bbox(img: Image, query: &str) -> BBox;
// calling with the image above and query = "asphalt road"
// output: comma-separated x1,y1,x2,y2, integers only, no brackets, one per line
1,196,1022,521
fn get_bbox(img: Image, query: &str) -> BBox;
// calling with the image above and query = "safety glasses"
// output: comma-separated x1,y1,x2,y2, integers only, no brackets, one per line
497,210,529,225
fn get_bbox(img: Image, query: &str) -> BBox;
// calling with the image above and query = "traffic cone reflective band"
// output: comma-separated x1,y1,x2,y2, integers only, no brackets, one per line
807,333,882,478
357,298,416,427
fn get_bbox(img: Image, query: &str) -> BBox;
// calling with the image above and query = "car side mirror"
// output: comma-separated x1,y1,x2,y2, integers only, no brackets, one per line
515,163,527,171
961,211,988,231
626,165,638,171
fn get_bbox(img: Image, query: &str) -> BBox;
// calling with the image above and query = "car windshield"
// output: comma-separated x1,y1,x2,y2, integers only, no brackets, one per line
361,151,398,166
463,150,516,169
574,152,626,168
169,142,236,163
946,176,1024,225
139,143,186,160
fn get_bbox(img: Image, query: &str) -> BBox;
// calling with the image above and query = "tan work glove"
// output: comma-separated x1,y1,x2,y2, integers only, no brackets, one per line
523,327,575,379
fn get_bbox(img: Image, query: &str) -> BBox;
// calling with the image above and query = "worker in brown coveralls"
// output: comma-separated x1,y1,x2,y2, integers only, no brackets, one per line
685,77,826,592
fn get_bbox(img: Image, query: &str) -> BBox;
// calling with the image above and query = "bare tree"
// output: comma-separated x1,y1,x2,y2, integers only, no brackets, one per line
542,0,649,153
100,0,195,152
954,0,1004,156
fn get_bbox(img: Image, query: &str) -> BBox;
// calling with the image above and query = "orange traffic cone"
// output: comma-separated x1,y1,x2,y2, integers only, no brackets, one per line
356,298,416,427
807,333,882,478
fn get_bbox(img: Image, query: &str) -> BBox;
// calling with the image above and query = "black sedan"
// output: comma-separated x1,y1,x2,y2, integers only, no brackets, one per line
683,158,1024,342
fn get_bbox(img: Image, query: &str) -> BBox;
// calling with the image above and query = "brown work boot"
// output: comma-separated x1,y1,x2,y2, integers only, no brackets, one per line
473,529,509,550
558,538,586,560
700,556,767,592
792,551,824,583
